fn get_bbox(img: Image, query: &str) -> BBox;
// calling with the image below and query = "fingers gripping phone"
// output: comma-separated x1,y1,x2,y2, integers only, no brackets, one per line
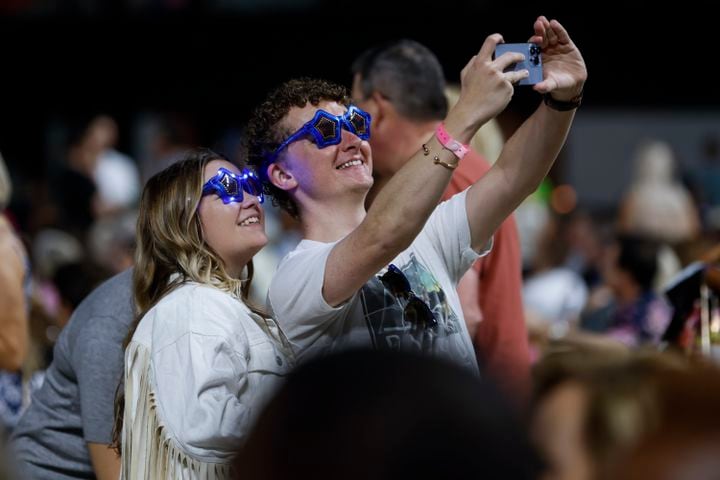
493,43,543,86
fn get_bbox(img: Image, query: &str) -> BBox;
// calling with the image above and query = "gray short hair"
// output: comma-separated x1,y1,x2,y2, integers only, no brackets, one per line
351,39,448,122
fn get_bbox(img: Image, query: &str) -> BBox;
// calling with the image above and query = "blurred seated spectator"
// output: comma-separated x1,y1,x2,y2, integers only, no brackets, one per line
614,362,720,480
30,228,85,325
51,261,102,330
531,347,688,480
0,151,30,435
581,234,671,347
139,113,196,183
236,349,540,480
87,210,137,276
564,210,607,290
51,121,102,238
524,213,589,343
85,115,140,212
618,139,700,245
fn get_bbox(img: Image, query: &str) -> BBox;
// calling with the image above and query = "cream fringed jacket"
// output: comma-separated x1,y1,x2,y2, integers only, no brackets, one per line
121,283,293,479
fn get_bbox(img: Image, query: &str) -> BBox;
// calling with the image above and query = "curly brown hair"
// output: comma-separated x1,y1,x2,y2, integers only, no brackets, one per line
244,78,350,218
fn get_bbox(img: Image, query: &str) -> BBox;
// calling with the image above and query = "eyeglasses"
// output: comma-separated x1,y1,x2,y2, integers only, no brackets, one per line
267,105,371,162
202,167,264,204
379,264,437,328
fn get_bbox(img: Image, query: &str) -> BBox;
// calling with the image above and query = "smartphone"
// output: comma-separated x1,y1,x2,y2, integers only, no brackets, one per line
493,43,543,86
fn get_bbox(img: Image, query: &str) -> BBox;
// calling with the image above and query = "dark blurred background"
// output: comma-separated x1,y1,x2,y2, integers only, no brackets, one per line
1,0,719,238
1,0,717,168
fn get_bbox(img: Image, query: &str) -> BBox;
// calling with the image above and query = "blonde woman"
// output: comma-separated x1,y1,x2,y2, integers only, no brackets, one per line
113,149,293,479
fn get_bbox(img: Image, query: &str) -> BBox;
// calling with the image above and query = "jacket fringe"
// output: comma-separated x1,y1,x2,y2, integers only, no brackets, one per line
121,342,233,479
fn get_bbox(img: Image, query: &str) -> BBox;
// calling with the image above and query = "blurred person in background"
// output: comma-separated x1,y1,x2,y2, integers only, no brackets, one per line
689,134,720,230
523,213,589,348
11,269,132,480
236,349,541,480
138,112,197,183
618,139,697,291
531,346,688,480
618,139,700,246
50,261,102,330
51,119,104,239
351,39,530,401
614,362,720,480
87,210,138,277
0,151,30,437
84,115,140,213
580,234,671,347
563,210,606,290
28,228,86,366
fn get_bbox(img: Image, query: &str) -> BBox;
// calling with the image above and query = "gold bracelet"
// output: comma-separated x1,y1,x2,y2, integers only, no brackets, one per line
433,157,458,170
422,143,458,170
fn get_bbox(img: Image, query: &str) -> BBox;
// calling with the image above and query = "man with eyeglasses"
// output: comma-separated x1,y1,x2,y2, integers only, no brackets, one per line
245,17,587,374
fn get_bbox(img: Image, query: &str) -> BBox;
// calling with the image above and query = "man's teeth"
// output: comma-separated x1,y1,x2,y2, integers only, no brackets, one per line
239,216,259,226
336,159,363,170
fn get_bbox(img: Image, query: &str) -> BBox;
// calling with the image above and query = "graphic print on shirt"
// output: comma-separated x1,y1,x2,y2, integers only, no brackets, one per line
359,253,464,354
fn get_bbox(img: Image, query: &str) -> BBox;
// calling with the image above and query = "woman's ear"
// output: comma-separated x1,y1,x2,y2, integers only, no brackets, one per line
267,162,297,191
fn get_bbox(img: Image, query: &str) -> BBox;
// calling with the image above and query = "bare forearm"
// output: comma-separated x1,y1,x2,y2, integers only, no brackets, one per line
498,102,575,197
88,443,121,480
365,137,455,251
464,15,587,248
467,103,575,248
363,101,494,255
324,113,489,306
322,33,518,306
324,136,458,306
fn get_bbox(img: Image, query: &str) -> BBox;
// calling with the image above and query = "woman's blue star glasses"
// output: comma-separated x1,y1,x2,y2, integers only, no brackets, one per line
202,167,264,204
267,105,371,162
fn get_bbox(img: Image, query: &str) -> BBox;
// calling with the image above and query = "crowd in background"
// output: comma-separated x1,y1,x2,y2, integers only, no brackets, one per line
5,110,717,375
1,37,720,480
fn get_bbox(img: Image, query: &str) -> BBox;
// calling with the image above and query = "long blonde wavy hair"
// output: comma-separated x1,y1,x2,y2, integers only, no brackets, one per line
133,148,262,316
112,148,265,451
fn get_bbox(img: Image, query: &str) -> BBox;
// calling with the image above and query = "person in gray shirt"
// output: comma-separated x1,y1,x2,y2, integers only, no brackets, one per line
11,269,133,479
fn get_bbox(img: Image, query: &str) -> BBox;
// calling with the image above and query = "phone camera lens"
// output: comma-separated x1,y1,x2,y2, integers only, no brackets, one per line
528,45,540,65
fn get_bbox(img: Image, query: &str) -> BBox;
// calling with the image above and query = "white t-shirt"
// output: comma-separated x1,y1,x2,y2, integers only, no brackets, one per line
269,190,488,375
123,283,292,479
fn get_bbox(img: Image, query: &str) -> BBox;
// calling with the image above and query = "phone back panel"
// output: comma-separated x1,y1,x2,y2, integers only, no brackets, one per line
494,43,543,86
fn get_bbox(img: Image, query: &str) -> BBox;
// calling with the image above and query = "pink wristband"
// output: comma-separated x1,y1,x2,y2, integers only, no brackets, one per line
436,123,470,160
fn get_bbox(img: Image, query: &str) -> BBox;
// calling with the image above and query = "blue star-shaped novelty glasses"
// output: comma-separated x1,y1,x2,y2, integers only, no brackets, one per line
267,105,371,162
202,167,264,204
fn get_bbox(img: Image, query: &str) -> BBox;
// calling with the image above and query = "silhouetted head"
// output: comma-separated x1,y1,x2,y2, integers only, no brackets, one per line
237,349,540,480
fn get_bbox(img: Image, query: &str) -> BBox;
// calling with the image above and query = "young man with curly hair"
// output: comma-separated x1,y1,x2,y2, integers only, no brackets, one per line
246,18,587,374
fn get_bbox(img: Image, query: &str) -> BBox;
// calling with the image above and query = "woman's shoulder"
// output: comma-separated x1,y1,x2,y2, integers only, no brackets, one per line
165,282,238,304
143,282,253,341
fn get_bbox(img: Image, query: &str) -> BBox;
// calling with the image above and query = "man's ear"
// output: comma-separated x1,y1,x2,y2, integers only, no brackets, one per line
267,162,297,191
370,91,394,131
